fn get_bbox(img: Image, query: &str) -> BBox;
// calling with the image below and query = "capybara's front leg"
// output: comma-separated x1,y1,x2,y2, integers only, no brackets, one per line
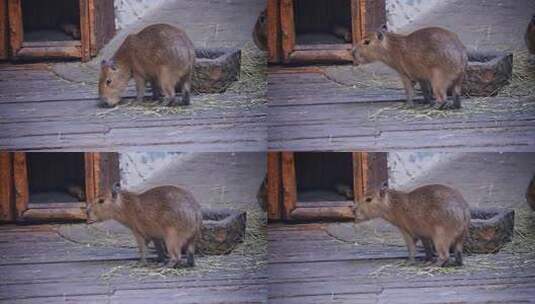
133,231,148,265
181,75,192,106
134,75,146,103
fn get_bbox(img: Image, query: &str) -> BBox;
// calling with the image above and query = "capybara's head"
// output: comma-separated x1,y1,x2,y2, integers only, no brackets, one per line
86,182,121,223
353,182,389,223
352,24,389,65
98,59,129,108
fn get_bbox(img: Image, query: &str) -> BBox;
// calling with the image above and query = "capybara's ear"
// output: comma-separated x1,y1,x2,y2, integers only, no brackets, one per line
101,59,107,66
377,24,388,33
379,182,388,197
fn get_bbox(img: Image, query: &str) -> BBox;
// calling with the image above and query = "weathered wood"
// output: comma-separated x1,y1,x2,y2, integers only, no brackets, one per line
15,45,82,59
267,0,281,63
7,0,22,54
79,0,91,61
0,0,8,59
267,152,282,221
280,0,295,63
289,49,353,63
351,0,362,52
290,206,354,221
21,207,86,222
0,152,14,221
12,152,27,217
89,0,115,57
281,152,296,220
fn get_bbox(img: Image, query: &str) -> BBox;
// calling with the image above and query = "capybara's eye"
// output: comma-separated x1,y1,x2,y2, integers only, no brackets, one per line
98,198,105,204
363,39,371,45
365,197,372,203
106,79,112,86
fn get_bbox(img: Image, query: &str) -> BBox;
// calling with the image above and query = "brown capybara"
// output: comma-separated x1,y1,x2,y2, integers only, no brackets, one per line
99,24,196,108
526,15,535,54
526,174,535,211
86,184,203,268
353,25,468,110
253,9,267,51
66,184,85,202
353,184,471,267
60,23,81,40
332,25,352,43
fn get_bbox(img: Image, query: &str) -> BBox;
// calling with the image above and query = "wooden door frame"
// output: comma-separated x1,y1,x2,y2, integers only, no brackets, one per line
267,152,387,222
12,152,101,222
279,0,363,64
6,0,91,61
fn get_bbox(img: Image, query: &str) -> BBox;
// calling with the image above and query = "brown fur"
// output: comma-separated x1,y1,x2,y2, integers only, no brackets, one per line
253,9,267,51
526,175,535,211
98,24,196,108
353,25,468,110
353,184,471,267
60,23,81,40
526,15,535,54
87,184,203,268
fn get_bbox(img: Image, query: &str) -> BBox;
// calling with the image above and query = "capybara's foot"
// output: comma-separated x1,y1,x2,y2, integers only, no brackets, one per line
435,100,459,110
434,257,449,267
406,100,415,108
186,253,195,267
162,96,177,107
165,259,179,268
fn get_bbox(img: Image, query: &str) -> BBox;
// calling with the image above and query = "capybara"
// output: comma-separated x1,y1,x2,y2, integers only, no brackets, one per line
60,23,81,40
526,174,535,211
526,15,535,54
86,184,203,268
332,25,352,43
253,9,267,51
99,24,196,108
353,184,471,267
66,184,85,202
353,25,468,110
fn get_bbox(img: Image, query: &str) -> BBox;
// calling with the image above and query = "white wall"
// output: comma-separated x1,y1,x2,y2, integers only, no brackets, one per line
386,0,445,30
388,152,458,189
114,0,171,29
119,152,187,189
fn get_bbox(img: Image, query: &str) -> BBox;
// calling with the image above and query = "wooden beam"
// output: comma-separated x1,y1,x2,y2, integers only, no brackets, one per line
7,0,22,56
290,206,354,222
354,152,365,202
267,0,281,63
21,207,86,222
79,0,91,61
279,0,295,63
281,152,297,220
13,152,28,218
351,0,362,64
84,152,98,204
0,0,8,59
288,49,353,63
15,45,82,59
267,152,282,221
0,152,14,221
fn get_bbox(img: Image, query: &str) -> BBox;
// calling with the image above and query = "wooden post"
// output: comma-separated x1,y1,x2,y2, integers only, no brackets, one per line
267,152,282,221
0,0,9,59
267,0,281,63
279,0,295,63
351,0,363,65
13,152,28,217
0,153,14,221
7,0,22,55
79,0,91,61
281,152,297,220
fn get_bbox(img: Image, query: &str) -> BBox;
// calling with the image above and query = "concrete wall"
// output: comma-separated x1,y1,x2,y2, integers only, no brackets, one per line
386,0,445,30
388,152,458,189
114,0,171,29
119,152,185,189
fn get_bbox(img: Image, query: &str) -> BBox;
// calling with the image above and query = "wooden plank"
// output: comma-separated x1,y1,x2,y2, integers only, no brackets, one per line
12,152,27,218
7,0,22,56
0,0,8,59
15,45,82,59
97,152,119,196
279,0,295,63
351,0,362,64
294,43,352,51
267,152,282,221
89,0,115,57
84,152,97,205
22,40,81,47
288,49,353,63
21,207,86,222
0,152,14,221
27,202,85,209
296,201,353,208
290,206,354,221
267,0,281,63
281,152,296,220
363,0,386,33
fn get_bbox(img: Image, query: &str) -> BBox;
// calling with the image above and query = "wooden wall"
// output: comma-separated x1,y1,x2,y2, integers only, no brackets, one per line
0,0,8,59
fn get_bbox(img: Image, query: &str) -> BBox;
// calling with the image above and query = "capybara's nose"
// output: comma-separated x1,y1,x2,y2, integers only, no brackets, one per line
98,100,114,108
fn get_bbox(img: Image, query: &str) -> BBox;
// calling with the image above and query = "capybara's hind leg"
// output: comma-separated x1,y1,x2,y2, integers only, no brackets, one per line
451,75,464,109
400,75,415,108
181,75,192,106
185,241,196,267
153,239,168,263
400,230,417,263
164,233,185,268
453,237,464,266
431,71,449,110
134,75,146,102
419,80,433,104
433,237,451,267
158,69,178,107
150,80,161,101
421,238,436,261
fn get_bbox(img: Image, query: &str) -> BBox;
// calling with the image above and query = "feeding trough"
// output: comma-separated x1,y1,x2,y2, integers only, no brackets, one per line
463,51,513,96
193,48,241,93
199,208,247,255
465,208,515,254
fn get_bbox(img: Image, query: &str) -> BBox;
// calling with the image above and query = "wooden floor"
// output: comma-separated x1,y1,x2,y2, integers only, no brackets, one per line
0,63,266,152
0,224,266,304
268,68,535,151
268,223,535,304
